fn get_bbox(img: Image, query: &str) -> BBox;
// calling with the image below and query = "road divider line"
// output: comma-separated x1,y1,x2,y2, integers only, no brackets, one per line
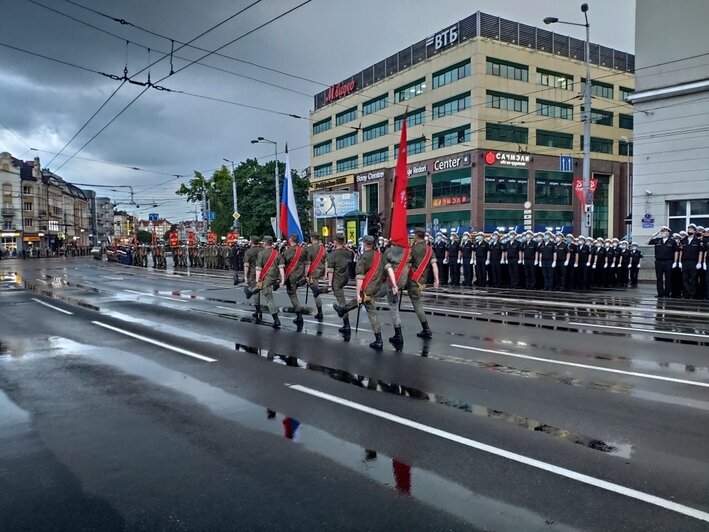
91,321,217,362
288,383,709,523
450,345,709,388
568,321,709,340
31,298,73,315
125,289,189,303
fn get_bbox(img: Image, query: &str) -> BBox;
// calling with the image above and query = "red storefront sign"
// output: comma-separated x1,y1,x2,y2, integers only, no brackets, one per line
432,195,469,207
326,79,356,103
573,177,599,205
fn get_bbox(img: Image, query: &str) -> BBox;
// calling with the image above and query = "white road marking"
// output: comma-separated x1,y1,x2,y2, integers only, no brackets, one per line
91,321,217,362
302,319,372,333
124,289,189,303
450,345,709,388
216,306,252,314
101,275,124,280
31,298,74,315
568,321,709,340
289,384,709,523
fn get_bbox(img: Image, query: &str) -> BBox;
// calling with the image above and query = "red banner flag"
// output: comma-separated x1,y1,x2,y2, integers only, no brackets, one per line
389,116,409,247
573,177,599,205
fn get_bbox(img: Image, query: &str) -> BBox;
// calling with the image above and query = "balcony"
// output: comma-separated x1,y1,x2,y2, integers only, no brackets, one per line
2,207,14,217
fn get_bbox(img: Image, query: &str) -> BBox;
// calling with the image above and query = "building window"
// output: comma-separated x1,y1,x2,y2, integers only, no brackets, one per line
486,57,528,82
24,218,34,227
536,129,573,149
484,167,528,204
432,125,471,149
363,148,389,167
394,138,426,159
23,186,32,195
406,177,426,209
362,94,387,115
313,141,332,157
314,163,332,178
534,210,574,233
619,86,634,102
619,113,633,130
49,220,60,232
394,108,425,131
362,121,388,142
395,78,426,102
23,202,33,211
619,139,633,156
486,91,528,112
484,209,524,233
432,93,471,119
431,168,471,207
668,200,709,233
432,60,471,89
535,171,573,205
486,123,528,144
582,79,614,99
336,132,358,150
364,183,379,214
336,107,357,126
536,69,573,90
313,118,331,135
582,107,613,126
580,136,614,154
536,99,573,120
434,211,471,234
336,156,358,173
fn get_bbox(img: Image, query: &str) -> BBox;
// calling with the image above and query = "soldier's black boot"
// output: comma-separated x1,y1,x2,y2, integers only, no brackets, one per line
369,333,383,351
311,284,322,298
339,316,351,333
244,286,253,299
252,305,262,321
416,322,433,339
272,314,281,329
314,306,324,321
389,327,403,345
333,300,356,318
294,312,304,324
333,304,345,318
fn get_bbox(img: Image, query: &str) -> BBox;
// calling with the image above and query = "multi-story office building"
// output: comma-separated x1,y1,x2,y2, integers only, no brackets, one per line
309,12,635,238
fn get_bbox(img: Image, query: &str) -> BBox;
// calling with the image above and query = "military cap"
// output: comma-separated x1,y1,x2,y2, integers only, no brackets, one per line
414,227,426,236
660,226,670,231
688,223,697,230
250,235,260,243
334,233,346,244
310,233,321,240
362,235,375,245
262,235,274,243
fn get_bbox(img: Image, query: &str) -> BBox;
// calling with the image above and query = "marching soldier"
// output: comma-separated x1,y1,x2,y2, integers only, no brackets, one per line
249,235,285,329
243,236,263,319
333,235,397,350
282,234,307,324
305,234,327,321
326,234,353,334
382,242,412,347
405,227,439,339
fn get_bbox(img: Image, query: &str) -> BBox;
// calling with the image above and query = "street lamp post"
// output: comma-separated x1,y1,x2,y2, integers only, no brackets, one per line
544,3,592,237
251,137,279,237
223,158,239,232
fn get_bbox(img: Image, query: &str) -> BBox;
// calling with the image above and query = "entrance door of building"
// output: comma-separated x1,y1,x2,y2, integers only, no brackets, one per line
592,174,611,239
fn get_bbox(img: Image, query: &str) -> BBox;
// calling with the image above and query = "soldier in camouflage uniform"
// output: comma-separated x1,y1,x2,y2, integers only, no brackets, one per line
406,227,440,339
383,243,412,347
326,234,354,334
243,236,262,319
305,234,327,320
282,234,307,324
221,244,230,270
334,235,397,350
254,235,285,329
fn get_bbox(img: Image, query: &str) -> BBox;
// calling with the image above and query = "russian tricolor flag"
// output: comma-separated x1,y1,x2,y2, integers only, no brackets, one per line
279,144,303,241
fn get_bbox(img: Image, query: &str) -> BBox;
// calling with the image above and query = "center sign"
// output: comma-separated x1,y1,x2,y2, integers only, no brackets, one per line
484,151,530,167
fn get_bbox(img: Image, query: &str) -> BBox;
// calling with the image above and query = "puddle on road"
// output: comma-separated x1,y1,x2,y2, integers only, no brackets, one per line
237,344,634,460
0,388,31,431
6,336,574,532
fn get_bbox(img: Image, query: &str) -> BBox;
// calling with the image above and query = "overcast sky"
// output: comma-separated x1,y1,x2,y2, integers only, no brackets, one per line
0,0,635,221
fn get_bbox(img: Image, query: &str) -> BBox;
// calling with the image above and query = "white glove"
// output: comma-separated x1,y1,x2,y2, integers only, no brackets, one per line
636,263,641,269
697,263,702,270
534,259,539,266
457,258,463,265
551,261,556,268
672,262,678,269
586,261,591,267
564,259,569,267
704,263,707,271
521,259,525,266
485,259,490,266
592,264,596,269
603,263,608,269
470,258,474,265
574,263,578,268
517,259,521,264
443,258,449,265
610,263,615,268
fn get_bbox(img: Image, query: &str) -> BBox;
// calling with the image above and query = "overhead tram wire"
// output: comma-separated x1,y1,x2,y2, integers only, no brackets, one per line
44,0,267,173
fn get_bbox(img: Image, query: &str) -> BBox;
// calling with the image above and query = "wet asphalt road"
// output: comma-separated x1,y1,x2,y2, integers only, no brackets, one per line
1,256,708,531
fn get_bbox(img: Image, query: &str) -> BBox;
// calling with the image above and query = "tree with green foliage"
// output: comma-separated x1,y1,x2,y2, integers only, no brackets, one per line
176,158,310,239
137,230,153,244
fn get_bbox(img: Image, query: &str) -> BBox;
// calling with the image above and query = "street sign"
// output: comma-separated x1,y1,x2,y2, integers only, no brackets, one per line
232,211,240,221
148,213,159,222
559,155,573,173
642,213,655,229
585,212,592,227
209,211,216,221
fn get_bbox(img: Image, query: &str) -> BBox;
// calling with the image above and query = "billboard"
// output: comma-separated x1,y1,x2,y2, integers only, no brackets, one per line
313,192,360,219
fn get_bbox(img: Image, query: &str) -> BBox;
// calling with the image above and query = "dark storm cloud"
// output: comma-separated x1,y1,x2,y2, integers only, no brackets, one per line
0,0,635,219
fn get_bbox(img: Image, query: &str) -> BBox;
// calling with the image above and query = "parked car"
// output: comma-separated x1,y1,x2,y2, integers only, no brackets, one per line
91,246,102,260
